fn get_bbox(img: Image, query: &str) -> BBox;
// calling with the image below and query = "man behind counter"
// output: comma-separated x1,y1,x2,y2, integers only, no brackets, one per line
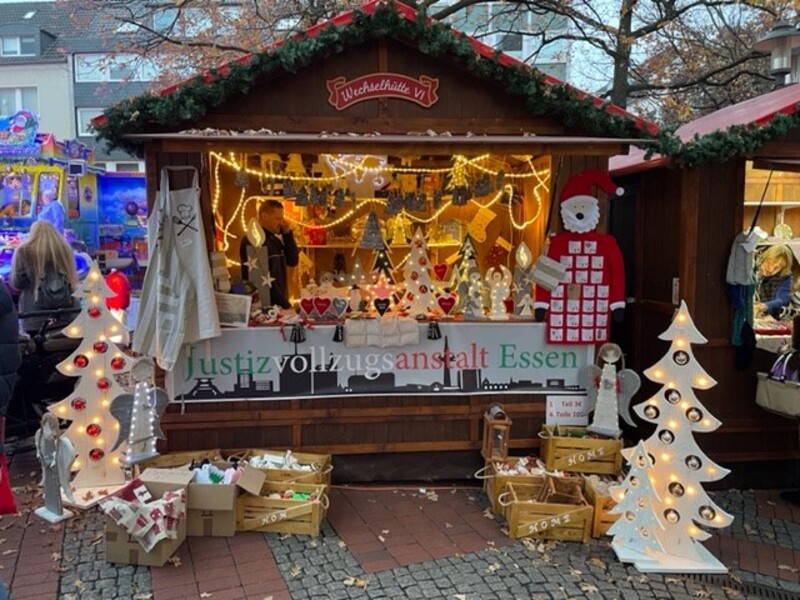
239,200,299,309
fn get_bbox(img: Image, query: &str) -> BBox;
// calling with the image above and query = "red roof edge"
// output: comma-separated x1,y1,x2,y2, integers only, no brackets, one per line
91,0,658,135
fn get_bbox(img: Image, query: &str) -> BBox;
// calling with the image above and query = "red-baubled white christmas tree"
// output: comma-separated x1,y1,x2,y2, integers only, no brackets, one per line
49,264,129,504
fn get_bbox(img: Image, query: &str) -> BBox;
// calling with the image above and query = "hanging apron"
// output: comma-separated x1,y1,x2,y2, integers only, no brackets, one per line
133,167,220,371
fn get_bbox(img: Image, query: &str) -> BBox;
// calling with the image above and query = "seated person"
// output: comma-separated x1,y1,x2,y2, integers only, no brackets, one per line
755,244,794,319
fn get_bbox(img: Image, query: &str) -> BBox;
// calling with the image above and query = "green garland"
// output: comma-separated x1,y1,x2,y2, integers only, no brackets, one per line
94,2,800,169
649,109,800,168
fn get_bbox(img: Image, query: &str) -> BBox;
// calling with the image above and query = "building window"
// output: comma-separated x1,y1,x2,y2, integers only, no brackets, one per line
75,53,157,83
0,35,36,57
103,161,144,172
0,87,38,114
77,108,104,136
499,33,523,52
153,7,211,37
115,162,142,172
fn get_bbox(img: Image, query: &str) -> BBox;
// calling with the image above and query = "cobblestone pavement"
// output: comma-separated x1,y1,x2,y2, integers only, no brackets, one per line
2,442,799,600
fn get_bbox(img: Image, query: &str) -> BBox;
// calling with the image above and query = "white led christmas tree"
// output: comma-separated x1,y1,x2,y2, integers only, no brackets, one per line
610,301,732,573
49,264,130,507
607,441,666,563
400,227,436,316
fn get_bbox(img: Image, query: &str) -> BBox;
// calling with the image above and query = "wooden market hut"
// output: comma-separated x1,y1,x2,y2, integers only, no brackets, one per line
610,85,800,489
95,0,661,481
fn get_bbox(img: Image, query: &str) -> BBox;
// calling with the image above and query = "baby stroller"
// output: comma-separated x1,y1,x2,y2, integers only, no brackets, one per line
6,307,82,439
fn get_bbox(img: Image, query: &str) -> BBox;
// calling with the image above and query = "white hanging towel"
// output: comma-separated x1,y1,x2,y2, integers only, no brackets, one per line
133,167,221,371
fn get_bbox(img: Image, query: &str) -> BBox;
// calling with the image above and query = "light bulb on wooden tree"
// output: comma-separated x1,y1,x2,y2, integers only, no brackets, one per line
49,263,130,508
400,227,436,316
610,300,733,574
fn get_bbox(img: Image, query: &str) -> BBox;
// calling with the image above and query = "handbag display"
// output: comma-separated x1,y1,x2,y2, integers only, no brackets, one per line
755,350,800,418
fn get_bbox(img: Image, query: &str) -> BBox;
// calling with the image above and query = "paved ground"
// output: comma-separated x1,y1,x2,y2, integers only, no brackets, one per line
2,440,799,600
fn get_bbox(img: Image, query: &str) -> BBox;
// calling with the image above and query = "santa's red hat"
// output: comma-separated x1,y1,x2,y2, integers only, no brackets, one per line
560,170,624,202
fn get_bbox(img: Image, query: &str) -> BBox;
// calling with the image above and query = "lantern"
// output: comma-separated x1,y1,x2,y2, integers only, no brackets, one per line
482,403,512,461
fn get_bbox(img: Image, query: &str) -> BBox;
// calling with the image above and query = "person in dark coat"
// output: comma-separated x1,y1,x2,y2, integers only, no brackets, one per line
0,282,20,449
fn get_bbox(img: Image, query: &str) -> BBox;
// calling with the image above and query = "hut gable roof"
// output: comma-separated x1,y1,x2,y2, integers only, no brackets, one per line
611,85,800,176
94,0,659,154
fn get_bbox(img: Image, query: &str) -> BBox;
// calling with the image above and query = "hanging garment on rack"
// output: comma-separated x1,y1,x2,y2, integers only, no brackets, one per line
133,167,220,371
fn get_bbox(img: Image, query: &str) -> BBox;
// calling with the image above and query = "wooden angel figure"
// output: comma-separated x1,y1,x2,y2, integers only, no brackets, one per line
517,292,536,317
485,265,512,320
110,357,170,466
578,343,641,438
35,413,75,523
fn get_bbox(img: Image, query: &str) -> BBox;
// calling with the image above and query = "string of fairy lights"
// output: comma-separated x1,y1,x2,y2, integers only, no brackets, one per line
209,152,550,265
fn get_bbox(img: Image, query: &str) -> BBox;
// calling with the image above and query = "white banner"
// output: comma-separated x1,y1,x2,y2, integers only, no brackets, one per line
166,322,593,402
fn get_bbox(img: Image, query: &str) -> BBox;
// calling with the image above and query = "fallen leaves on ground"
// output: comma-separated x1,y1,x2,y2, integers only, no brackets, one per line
1,549,16,556
779,564,800,573
453,595,468,600
483,508,495,520
289,565,302,578
693,590,711,598
167,555,182,568
308,540,318,548
665,577,682,584
278,533,292,541
569,568,582,577
74,578,85,590
51,552,62,562
343,575,369,588
90,532,104,546
721,587,741,597
445,522,453,528
377,535,385,542
132,594,153,600
199,593,213,598
486,562,501,574
338,540,347,548
579,582,599,593
587,557,606,569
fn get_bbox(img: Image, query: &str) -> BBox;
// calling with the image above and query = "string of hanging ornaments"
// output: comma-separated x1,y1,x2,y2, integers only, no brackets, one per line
210,153,549,255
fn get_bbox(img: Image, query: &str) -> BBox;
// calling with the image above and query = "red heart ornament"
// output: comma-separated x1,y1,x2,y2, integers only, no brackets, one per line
313,297,332,318
437,294,456,315
299,298,315,317
433,263,448,280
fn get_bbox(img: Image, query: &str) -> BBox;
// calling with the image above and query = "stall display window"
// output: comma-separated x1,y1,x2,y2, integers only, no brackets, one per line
66,176,80,218
36,171,61,214
0,171,33,217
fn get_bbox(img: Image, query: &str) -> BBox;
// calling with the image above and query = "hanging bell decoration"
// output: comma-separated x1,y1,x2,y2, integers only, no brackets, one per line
234,154,250,188
234,167,250,189
427,321,442,341
332,323,344,343
290,323,307,344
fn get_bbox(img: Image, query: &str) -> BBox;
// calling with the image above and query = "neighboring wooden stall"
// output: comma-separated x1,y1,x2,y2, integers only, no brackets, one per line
610,85,800,488
96,1,658,481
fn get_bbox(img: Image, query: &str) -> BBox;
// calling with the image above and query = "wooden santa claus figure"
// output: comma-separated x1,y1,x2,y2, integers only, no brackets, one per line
534,170,625,344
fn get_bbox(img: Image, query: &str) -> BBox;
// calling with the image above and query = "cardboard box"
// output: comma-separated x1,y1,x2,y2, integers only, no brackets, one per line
105,469,193,567
187,462,266,537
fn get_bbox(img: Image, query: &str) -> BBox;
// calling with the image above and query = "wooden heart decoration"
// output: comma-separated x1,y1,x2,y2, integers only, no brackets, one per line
331,297,349,319
374,298,391,316
437,294,457,315
299,298,315,318
433,263,449,281
313,297,332,319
